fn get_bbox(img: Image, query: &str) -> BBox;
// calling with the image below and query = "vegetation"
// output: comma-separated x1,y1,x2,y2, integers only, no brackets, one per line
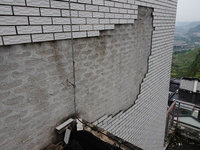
171,21,200,78
171,47,200,78
187,49,200,77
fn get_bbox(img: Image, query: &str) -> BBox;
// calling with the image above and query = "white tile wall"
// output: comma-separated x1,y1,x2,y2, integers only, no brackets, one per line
32,33,54,42
3,35,31,45
17,26,42,34
26,0,50,7
0,0,143,45
0,0,25,6
0,16,28,25
0,5,13,15
41,8,61,17
29,17,52,25
0,26,16,35
13,6,40,16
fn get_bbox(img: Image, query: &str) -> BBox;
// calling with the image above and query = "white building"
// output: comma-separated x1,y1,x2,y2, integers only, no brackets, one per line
0,0,177,150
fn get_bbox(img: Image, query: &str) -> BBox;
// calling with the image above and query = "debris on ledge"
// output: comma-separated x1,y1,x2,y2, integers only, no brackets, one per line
45,118,143,150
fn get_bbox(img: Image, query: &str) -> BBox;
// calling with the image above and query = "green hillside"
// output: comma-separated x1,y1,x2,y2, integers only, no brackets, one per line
171,47,200,78
188,24,200,35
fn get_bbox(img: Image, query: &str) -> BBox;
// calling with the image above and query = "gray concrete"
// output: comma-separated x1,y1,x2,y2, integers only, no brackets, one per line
0,41,75,150
0,18,151,149
75,14,152,120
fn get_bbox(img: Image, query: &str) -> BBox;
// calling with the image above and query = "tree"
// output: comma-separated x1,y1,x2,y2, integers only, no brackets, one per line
187,48,200,78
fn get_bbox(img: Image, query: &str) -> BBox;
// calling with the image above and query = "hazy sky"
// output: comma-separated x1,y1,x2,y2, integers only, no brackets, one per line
176,0,200,22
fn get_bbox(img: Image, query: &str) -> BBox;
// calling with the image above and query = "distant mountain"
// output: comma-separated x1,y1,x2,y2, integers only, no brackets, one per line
175,26,187,34
176,21,200,27
175,21,200,34
176,22,191,27
188,24,200,35
186,21,200,29
174,21,200,44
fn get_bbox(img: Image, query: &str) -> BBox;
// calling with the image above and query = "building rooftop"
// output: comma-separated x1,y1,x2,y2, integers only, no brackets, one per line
169,89,200,106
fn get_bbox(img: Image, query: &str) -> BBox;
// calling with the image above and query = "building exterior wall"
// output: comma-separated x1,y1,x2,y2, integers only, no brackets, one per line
76,14,152,120
180,79,196,92
0,0,178,150
95,6,175,149
180,78,200,92
0,41,75,150
0,0,138,46
197,82,200,92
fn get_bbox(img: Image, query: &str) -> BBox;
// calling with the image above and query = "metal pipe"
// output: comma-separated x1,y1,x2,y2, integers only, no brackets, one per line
177,102,181,126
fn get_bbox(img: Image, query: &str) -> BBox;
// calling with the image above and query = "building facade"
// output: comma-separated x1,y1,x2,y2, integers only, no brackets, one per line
180,78,200,93
0,0,177,150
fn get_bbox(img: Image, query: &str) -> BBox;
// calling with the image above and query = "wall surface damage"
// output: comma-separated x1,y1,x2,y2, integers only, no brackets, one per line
0,0,178,150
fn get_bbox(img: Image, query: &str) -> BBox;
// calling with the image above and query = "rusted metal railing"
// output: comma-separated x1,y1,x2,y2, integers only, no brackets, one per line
165,100,200,148
165,100,200,138
165,101,176,136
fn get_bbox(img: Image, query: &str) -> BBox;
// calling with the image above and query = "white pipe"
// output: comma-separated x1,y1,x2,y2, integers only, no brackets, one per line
193,80,198,93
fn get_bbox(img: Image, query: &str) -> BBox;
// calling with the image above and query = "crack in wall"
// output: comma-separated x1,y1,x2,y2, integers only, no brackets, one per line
74,6,154,121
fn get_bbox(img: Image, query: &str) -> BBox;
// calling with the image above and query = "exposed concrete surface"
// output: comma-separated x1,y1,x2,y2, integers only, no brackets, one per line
75,10,152,120
0,10,152,149
0,42,75,149
0,17,151,148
